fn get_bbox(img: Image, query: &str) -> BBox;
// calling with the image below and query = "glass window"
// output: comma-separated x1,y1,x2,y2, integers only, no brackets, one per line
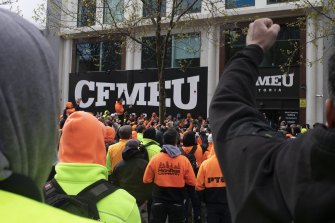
176,0,201,15
101,41,122,71
260,27,300,67
226,26,300,68
76,42,100,72
76,40,122,72
142,0,166,17
141,33,200,69
77,0,96,27
226,0,255,9
141,36,172,69
172,33,201,68
103,0,124,24
267,0,297,4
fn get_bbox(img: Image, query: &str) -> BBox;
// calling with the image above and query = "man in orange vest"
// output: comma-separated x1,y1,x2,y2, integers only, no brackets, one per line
196,150,231,223
143,128,196,223
115,97,125,125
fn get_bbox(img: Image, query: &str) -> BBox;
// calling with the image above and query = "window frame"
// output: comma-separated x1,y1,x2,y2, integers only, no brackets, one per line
103,0,124,24
77,0,97,27
75,39,123,73
225,0,255,9
141,33,201,69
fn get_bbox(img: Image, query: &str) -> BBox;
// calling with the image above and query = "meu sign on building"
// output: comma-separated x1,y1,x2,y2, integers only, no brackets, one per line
255,67,300,99
68,67,208,117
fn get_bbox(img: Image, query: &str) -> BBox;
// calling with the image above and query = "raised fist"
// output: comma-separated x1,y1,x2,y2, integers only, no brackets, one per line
246,18,280,52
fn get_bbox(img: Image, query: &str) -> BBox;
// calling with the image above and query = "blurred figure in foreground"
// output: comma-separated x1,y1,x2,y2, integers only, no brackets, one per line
210,18,335,222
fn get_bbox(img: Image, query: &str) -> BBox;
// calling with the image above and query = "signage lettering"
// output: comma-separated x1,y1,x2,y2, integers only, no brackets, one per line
74,76,200,110
256,73,294,87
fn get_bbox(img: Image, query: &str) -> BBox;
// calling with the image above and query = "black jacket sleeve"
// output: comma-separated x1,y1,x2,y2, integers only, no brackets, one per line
209,44,272,142
209,45,292,222
209,44,335,223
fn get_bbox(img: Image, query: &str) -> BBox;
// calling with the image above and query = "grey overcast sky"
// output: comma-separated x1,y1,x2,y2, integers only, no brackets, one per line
1,0,45,27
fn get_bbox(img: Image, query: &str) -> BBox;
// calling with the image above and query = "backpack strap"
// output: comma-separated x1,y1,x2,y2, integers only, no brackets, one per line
44,178,69,206
44,179,118,220
144,141,157,147
189,145,197,155
76,179,118,219
77,179,118,204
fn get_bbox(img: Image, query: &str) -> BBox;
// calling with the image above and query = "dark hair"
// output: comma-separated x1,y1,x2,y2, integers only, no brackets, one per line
156,130,163,146
183,131,196,146
136,124,146,133
313,122,321,128
163,128,178,145
143,127,157,141
293,126,301,136
119,125,132,139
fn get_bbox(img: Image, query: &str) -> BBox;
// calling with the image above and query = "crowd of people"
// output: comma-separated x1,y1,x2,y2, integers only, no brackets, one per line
58,100,228,223
3,8,335,223
54,94,318,223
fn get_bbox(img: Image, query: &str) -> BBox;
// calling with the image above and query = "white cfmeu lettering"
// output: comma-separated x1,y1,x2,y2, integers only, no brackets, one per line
256,73,294,87
73,75,200,109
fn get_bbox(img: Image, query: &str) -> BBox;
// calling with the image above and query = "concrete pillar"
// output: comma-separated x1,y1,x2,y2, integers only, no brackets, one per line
315,17,324,123
306,16,317,126
61,38,73,107
126,37,135,70
207,26,219,117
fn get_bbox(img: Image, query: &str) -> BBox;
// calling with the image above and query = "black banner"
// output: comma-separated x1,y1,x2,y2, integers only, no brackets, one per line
68,67,208,118
256,66,300,98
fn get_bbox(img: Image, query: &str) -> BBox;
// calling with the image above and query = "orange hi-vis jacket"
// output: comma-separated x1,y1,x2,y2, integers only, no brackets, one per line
182,145,203,168
143,152,196,203
196,154,227,205
202,143,214,161
106,139,129,174
114,101,124,115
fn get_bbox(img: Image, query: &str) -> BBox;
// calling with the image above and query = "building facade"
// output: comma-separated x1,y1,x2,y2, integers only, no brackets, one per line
47,0,333,126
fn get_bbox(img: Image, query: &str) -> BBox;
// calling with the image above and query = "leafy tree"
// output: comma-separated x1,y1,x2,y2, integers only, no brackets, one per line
0,0,21,14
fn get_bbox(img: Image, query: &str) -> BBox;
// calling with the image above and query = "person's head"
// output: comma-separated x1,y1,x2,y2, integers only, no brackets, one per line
143,127,157,141
163,128,178,145
136,124,146,133
105,126,115,143
66,102,73,109
183,131,196,147
186,113,192,119
122,139,141,161
166,121,174,128
293,126,301,136
327,54,335,128
0,9,58,193
59,112,106,166
119,125,132,139
117,97,123,103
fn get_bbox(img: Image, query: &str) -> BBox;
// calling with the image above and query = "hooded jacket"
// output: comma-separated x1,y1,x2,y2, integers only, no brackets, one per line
143,144,196,203
54,111,140,223
182,131,203,168
209,45,335,223
111,140,152,206
0,9,97,222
